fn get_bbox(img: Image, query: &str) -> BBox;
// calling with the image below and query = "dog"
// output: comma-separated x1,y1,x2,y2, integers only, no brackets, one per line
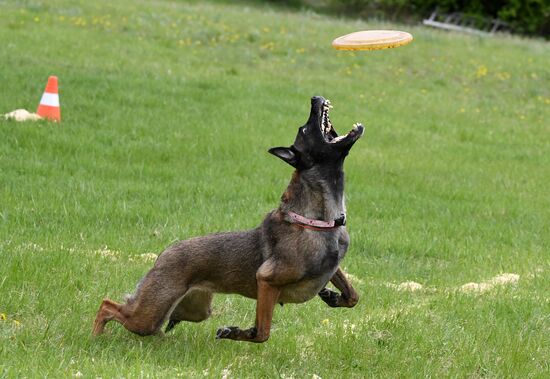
93,95,364,343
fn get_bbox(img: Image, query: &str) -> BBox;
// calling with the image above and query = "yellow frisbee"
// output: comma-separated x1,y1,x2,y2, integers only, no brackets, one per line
332,30,413,51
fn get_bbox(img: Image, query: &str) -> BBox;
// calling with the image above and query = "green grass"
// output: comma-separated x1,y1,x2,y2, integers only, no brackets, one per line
1,0,549,377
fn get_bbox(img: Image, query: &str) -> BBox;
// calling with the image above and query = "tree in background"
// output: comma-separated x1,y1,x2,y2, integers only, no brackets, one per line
293,0,549,37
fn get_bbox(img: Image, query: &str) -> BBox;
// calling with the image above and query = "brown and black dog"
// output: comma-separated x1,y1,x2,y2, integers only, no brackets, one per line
93,96,364,343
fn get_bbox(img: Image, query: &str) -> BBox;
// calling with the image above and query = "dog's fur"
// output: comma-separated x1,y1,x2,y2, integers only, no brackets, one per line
93,96,364,343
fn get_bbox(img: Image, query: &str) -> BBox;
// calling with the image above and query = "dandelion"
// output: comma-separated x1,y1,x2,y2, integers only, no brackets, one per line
476,65,488,78
13,320,21,327
260,42,275,50
496,72,511,81
321,318,330,326
178,38,192,46
0,313,6,321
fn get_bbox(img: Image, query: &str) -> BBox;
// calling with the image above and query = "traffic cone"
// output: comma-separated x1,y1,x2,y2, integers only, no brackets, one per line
36,76,61,122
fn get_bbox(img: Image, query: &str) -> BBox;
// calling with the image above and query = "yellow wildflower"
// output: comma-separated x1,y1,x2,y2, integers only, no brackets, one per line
0,313,6,321
496,72,511,81
476,65,488,78
260,42,275,50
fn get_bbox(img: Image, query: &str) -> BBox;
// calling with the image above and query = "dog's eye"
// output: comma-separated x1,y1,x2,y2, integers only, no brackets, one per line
302,127,307,134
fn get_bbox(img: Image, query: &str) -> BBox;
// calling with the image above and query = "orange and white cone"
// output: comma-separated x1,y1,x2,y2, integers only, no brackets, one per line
36,76,61,122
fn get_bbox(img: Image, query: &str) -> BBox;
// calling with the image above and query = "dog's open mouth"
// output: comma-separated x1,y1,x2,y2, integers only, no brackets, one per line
321,99,363,144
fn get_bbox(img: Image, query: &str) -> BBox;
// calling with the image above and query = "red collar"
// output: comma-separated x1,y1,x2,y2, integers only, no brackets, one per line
286,211,346,231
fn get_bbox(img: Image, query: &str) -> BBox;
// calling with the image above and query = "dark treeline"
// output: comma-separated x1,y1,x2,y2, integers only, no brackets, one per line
270,0,549,38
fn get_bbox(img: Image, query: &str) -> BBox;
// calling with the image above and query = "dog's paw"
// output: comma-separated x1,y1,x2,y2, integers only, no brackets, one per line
216,326,239,339
216,326,258,341
318,288,341,307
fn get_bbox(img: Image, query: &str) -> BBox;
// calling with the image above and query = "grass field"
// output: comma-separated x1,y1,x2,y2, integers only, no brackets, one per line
1,0,549,377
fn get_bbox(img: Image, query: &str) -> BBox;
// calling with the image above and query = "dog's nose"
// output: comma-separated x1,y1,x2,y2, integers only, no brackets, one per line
311,96,325,105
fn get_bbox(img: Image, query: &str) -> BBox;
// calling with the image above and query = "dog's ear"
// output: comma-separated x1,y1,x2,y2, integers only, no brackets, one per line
268,147,299,168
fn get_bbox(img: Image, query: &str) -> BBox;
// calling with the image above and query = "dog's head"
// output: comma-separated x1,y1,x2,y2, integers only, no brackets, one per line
269,96,364,170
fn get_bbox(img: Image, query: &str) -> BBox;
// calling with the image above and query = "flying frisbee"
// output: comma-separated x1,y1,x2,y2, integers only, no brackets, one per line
332,30,413,51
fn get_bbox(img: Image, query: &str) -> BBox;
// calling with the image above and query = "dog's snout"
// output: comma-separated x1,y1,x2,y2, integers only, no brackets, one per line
311,96,325,105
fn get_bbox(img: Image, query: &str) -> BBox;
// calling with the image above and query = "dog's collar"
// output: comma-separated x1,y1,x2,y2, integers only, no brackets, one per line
285,211,346,231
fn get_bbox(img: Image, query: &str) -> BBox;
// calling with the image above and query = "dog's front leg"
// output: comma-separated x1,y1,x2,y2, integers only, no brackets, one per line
216,279,280,343
318,267,359,308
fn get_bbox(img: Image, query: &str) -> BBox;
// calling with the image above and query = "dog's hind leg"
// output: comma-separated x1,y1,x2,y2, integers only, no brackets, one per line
92,298,125,336
318,267,359,308
165,288,213,333
93,271,189,337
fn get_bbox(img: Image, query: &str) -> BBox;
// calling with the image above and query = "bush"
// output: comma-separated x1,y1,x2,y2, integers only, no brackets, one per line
294,0,550,37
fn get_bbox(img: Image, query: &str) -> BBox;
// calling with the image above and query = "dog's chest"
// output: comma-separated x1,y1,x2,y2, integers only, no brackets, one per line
278,230,349,303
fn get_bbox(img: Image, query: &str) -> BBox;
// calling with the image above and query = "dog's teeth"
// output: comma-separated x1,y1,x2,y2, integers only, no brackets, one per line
331,135,346,143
